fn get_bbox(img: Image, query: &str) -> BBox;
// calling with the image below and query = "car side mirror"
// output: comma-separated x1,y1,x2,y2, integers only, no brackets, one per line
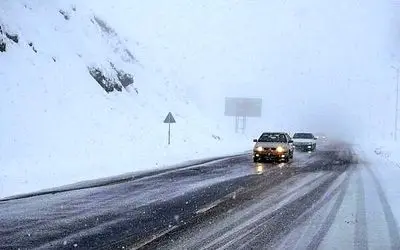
253,139,258,142
314,138,318,140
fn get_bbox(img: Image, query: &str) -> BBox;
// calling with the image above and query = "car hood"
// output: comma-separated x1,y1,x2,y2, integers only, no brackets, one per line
254,142,288,149
293,138,315,143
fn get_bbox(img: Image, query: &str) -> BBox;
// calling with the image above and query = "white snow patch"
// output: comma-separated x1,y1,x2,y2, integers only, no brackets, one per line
0,1,250,198
359,143,400,233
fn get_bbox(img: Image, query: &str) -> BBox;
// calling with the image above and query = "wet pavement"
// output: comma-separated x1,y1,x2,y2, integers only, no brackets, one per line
0,143,372,249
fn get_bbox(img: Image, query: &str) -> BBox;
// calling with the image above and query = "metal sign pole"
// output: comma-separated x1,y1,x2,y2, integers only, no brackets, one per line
243,116,247,133
235,116,239,133
163,112,176,145
168,123,171,145
391,66,399,141
396,68,399,141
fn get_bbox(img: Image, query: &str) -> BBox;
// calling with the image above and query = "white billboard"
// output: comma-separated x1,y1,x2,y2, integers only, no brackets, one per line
224,97,262,117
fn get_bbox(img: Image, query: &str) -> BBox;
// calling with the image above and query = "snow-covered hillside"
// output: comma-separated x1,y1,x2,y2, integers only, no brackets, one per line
0,1,249,198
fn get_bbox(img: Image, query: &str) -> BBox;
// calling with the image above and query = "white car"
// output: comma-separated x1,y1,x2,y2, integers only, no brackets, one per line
292,133,317,152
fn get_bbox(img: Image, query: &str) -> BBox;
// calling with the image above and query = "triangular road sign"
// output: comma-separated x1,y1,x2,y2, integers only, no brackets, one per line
164,112,176,123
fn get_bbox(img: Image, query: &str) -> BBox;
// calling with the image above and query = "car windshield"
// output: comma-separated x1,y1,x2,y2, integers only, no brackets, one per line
293,133,314,139
258,133,287,142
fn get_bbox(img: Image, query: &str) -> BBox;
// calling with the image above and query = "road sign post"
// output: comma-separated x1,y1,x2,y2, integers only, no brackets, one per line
163,112,176,145
392,66,400,141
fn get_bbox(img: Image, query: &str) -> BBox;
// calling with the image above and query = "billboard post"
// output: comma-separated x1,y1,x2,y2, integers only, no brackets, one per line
224,97,262,133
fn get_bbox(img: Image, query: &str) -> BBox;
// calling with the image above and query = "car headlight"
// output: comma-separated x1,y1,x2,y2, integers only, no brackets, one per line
276,146,285,153
255,146,263,152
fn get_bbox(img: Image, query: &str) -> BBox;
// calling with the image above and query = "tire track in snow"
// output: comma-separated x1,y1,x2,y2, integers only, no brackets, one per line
306,166,353,250
273,169,350,250
365,164,400,250
218,173,339,249
355,167,368,250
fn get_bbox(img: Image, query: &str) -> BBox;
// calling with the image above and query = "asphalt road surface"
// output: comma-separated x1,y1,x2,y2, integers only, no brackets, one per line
1,142,397,249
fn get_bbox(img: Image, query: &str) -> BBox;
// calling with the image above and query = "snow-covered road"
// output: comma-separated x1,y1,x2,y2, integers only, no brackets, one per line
147,144,400,250
278,156,400,249
2,142,399,250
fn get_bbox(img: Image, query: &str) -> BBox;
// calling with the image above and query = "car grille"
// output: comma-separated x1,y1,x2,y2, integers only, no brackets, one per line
263,147,276,151
294,142,311,146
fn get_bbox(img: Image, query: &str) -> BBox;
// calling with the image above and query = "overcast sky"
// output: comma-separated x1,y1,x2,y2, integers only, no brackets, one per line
90,0,400,140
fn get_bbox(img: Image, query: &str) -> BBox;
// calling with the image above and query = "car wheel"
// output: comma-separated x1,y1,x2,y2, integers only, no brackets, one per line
254,158,260,163
290,151,294,159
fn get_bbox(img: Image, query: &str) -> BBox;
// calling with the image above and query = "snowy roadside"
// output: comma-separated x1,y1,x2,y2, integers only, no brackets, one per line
0,146,250,201
369,141,400,168
0,138,251,199
358,142,400,232
0,1,254,199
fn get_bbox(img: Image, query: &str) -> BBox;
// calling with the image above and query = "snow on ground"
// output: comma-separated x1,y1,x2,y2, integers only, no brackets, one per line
367,141,400,165
0,1,250,198
0,0,394,202
274,143,400,249
359,142,400,234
